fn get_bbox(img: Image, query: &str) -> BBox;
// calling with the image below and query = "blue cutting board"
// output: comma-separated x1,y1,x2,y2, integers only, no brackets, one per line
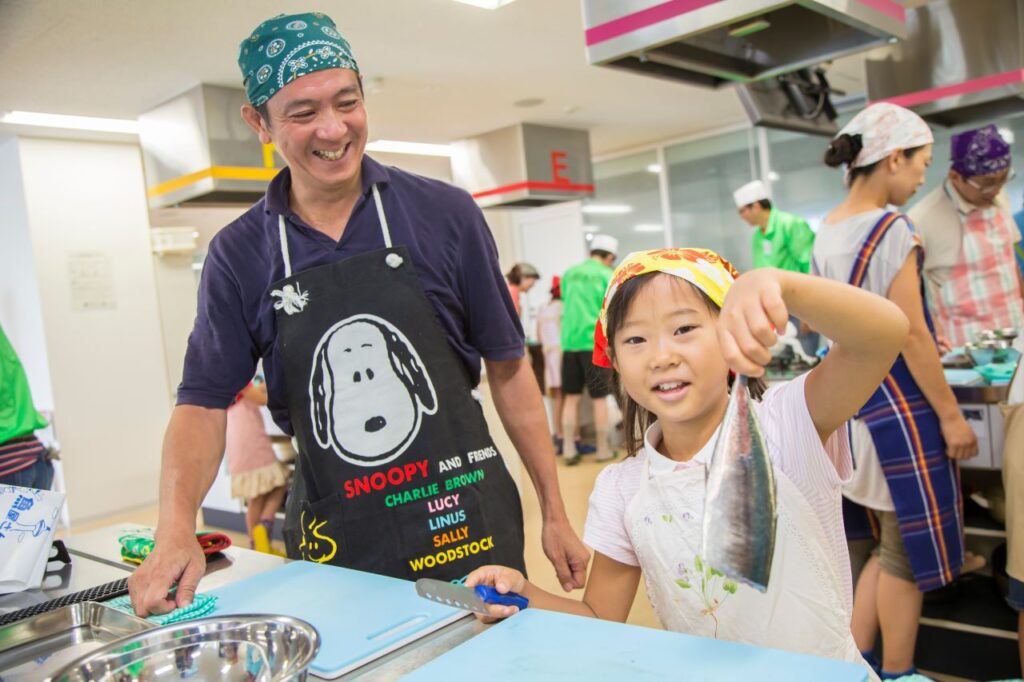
405,609,868,681
208,561,466,679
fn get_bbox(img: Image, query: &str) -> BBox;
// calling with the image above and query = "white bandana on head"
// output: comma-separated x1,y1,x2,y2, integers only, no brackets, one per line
837,102,934,175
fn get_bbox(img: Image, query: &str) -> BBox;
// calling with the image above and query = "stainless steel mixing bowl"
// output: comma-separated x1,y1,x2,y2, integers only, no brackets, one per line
51,614,319,681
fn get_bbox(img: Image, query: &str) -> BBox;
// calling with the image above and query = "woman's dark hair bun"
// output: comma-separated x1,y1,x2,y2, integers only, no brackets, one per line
824,133,863,168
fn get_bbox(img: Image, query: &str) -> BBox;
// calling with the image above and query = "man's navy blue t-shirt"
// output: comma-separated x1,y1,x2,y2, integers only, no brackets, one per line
177,156,524,434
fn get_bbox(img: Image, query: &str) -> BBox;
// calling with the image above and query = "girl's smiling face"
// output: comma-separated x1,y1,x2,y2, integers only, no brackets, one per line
611,274,730,427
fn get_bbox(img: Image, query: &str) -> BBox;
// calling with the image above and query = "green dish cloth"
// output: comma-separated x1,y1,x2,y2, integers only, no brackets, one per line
106,593,218,625
976,362,1017,383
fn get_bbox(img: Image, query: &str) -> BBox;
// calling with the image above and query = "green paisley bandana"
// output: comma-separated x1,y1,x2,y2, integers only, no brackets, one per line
238,12,359,106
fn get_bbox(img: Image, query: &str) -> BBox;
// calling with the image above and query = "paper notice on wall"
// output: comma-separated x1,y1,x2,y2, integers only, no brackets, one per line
68,251,116,311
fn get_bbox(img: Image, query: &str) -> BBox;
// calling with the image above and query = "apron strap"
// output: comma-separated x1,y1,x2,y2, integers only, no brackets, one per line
277,183,390,277
847,211,901,287
372,184,392,248
278,215,293,278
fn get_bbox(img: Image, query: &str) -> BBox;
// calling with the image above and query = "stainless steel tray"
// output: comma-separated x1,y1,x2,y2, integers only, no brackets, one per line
0,601,153,681
53,614,319,682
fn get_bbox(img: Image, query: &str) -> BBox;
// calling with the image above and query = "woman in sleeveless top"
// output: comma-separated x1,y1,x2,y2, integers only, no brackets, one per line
812,102,978,680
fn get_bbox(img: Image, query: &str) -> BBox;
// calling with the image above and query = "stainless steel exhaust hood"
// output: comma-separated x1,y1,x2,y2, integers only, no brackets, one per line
138,84,275,208
866,0,1024,127
582,0,906,88
451,124,594,208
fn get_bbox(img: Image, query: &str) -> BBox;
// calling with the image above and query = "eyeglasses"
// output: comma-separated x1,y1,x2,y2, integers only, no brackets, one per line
965,168,1015,194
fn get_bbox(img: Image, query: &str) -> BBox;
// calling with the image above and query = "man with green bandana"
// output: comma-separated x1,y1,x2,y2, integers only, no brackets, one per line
128,12,589,617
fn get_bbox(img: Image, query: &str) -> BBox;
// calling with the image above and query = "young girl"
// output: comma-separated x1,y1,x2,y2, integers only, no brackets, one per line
467,248,909,678
225,376,289,553
814,102,978,679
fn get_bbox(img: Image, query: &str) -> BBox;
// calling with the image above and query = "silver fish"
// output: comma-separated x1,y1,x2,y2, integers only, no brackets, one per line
701,376,777,592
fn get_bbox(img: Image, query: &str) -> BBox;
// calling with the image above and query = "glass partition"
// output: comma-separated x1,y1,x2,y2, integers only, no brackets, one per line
665,129,759,272
588,150,664,259
765,127,848,231
594,111,1024,275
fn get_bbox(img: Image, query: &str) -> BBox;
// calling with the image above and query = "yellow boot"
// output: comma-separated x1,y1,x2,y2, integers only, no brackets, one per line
251,523,272,554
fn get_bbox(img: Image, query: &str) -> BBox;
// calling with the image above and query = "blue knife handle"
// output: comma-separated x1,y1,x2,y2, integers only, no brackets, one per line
474,584,528,610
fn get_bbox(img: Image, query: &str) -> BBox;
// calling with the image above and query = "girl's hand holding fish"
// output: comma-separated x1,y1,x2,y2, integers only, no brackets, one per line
716,268,792,377
743,267,910,444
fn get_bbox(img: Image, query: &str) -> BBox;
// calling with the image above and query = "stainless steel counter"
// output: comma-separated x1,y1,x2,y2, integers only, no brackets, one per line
952,383,1011,404
63,523,486,680
65,524,285,593
0,547,130,618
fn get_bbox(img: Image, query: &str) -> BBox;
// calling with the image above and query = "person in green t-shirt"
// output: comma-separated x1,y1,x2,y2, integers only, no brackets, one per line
0,322,53,488
733,179,816,273
733,179,820,355
560,234,619,465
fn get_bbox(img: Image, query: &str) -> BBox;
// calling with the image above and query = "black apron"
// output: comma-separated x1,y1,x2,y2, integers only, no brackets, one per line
272,184,525,581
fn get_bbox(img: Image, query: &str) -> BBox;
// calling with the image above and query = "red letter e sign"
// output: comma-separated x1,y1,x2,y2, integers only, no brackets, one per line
551,150,570,184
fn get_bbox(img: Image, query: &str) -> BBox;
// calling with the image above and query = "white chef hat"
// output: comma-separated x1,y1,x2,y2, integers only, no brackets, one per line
590,234,619,255
732,180,770,208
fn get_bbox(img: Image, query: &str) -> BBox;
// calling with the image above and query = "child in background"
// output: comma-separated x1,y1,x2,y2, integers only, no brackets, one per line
536,277,566,454
468,248,910,679
225,376,289,553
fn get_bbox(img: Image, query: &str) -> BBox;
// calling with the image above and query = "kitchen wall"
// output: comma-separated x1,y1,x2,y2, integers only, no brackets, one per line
0,137,53,410
0,136,171,523
370,151,452,183
149,206,246,398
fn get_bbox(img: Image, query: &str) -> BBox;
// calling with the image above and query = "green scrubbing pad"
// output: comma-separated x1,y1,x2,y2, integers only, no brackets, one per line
106,593,218,625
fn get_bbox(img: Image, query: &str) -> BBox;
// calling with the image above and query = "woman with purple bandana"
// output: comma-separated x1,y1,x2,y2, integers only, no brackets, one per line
909,124,1024,348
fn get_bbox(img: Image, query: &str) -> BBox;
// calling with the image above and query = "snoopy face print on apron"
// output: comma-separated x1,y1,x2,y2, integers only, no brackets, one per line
270,185,525,580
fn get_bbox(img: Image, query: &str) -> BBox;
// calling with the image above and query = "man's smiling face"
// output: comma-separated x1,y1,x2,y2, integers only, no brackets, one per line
250,68,367,197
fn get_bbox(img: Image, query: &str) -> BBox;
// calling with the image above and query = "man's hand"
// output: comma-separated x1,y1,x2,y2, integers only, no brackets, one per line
482,357,590,592
132,404,228,616
127,526,206,617
542,518,591,592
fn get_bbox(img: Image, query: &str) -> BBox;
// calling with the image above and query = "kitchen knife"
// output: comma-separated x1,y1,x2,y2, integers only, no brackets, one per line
414,578,528,616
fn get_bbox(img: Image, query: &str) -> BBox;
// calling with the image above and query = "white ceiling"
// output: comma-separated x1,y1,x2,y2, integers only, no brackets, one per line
0,0,877,156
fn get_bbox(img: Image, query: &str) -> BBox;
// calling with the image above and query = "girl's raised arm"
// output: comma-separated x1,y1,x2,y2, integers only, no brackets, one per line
718,268,909,443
